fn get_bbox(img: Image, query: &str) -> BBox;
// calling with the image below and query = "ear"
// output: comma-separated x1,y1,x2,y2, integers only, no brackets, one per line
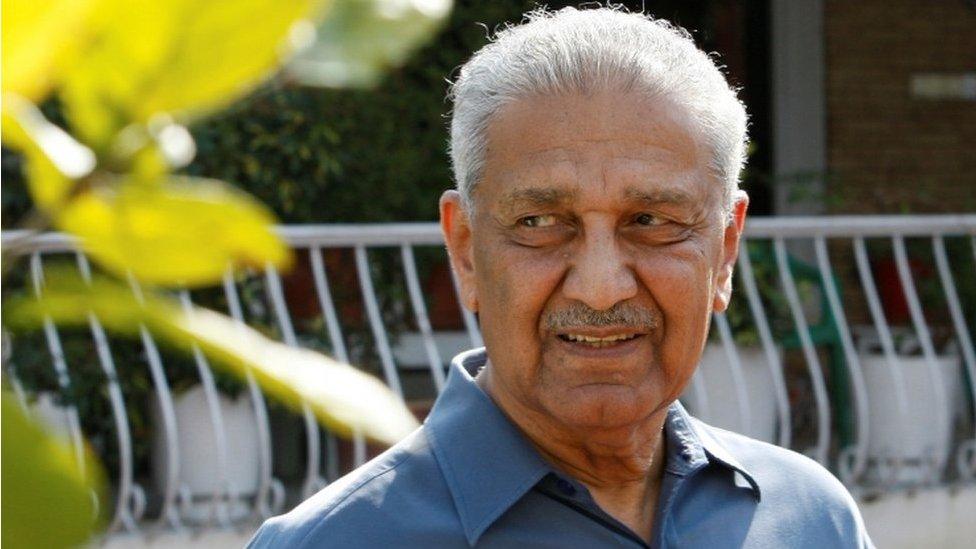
712,191,749,313
440,190,479,312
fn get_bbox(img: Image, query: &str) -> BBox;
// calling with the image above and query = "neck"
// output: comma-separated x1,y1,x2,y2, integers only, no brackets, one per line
476,368,669,542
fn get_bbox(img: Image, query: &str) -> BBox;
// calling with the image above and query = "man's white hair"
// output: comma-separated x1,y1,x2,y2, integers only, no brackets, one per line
448,6,748,216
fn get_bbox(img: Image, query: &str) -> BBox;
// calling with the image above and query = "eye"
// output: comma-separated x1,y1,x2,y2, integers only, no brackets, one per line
518,214,559,228
634,213,664,226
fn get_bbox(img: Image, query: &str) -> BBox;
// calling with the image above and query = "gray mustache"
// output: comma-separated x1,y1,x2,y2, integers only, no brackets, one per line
545,302,659,331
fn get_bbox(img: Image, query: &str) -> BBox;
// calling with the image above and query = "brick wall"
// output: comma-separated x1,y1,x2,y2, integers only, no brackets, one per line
824,0,976,213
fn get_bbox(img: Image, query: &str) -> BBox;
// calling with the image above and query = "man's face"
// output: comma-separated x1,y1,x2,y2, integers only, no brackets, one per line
441,91,747,433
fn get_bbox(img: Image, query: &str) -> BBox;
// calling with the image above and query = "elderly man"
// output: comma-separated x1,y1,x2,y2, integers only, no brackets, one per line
249,7,873,548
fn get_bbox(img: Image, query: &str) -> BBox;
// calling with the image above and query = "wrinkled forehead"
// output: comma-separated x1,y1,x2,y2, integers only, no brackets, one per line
474,91,720,215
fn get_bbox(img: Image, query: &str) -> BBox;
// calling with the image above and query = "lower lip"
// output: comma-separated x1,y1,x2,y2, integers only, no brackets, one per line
555,335,646,359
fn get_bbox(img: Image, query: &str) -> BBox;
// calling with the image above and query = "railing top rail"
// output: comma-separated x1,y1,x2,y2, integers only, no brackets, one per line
4,215,975,254
280,222,446,247
743,214,976,238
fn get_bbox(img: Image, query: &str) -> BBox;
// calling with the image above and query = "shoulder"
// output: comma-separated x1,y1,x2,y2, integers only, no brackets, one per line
246,428,464,548
696,420,851,503
692,419,873,547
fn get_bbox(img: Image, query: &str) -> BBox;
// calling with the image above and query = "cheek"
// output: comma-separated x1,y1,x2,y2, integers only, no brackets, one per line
476,243,564,311
637,245,717,370
473,241,569,401
472,239,567,346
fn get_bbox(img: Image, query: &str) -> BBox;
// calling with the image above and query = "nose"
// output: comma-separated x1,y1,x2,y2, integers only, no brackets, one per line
561,226,638,311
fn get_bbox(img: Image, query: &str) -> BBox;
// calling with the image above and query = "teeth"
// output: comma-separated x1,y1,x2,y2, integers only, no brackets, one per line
563,333,637,345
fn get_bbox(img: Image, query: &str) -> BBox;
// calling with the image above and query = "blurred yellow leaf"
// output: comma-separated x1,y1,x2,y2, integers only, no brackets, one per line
109,117,197,178
288,0,452,88
1,95,95,211
56,177,291,287
171,307,420,445
61,0,327,147
6,270,420,444
1,0,98,101
1,393,106,548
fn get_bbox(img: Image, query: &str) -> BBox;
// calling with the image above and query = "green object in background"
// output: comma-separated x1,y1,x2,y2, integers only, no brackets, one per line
745,242,853,450
1,392,105,548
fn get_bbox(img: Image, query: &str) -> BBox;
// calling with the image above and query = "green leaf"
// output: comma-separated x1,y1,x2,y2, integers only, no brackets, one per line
60,0,326,147
6,270,420,444
1,0,98,101
1,95,95,211
288,0,452,88
1,392,105,548
56,177,292,287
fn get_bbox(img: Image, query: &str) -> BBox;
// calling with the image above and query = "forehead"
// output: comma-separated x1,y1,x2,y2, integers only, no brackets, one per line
479,91,714,212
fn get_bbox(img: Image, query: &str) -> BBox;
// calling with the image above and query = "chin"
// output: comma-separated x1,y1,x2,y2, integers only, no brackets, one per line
548,384,663,430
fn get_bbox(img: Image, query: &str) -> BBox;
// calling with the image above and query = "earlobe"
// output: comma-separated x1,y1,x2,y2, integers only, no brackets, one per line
712,192,749,313
439,191,479,312
712,270,734,312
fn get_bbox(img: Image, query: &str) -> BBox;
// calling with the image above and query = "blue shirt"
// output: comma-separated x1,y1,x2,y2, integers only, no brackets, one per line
248,348,874,548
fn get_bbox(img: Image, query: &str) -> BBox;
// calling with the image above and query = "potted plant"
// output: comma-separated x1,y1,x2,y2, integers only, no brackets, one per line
148,343,262,524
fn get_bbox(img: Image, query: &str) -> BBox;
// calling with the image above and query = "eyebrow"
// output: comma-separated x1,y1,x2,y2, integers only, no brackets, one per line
499,187,577,212
497,185,701,215
623,187,698,209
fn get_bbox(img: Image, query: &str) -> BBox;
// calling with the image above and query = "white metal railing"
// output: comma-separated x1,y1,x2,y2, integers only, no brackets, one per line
2,214,975,542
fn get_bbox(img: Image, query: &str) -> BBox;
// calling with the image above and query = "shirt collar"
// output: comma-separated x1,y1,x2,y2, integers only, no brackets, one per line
425,349,551,546
426,349,761,546
666,401,762,500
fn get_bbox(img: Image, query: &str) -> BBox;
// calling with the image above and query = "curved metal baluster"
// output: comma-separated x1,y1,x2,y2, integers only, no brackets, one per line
30,253,87,477
449,267,483,350
401,245,447,392
3,330,29,410
323,430,341,482
893,236,950,482
75,253,144,533
309,248,365,469
737,246,792,449
178,290,233,527
853,237,910,487
353,246,404,398
773,237,831,465
222,271,284,518
265,264,327,498
932,236,976,479
686,369,712,423
814,237,870,484
5,372,29,409
127,276,184,532
309,249,351,364
713,312,753,437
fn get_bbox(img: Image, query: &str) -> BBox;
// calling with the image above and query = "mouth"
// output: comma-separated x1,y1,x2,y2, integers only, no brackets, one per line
556,331,644,348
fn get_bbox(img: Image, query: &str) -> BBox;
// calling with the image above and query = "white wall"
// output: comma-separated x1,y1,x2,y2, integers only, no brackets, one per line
860,486,976,549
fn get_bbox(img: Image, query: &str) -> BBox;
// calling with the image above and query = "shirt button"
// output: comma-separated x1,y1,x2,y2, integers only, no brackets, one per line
555,478,576,496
